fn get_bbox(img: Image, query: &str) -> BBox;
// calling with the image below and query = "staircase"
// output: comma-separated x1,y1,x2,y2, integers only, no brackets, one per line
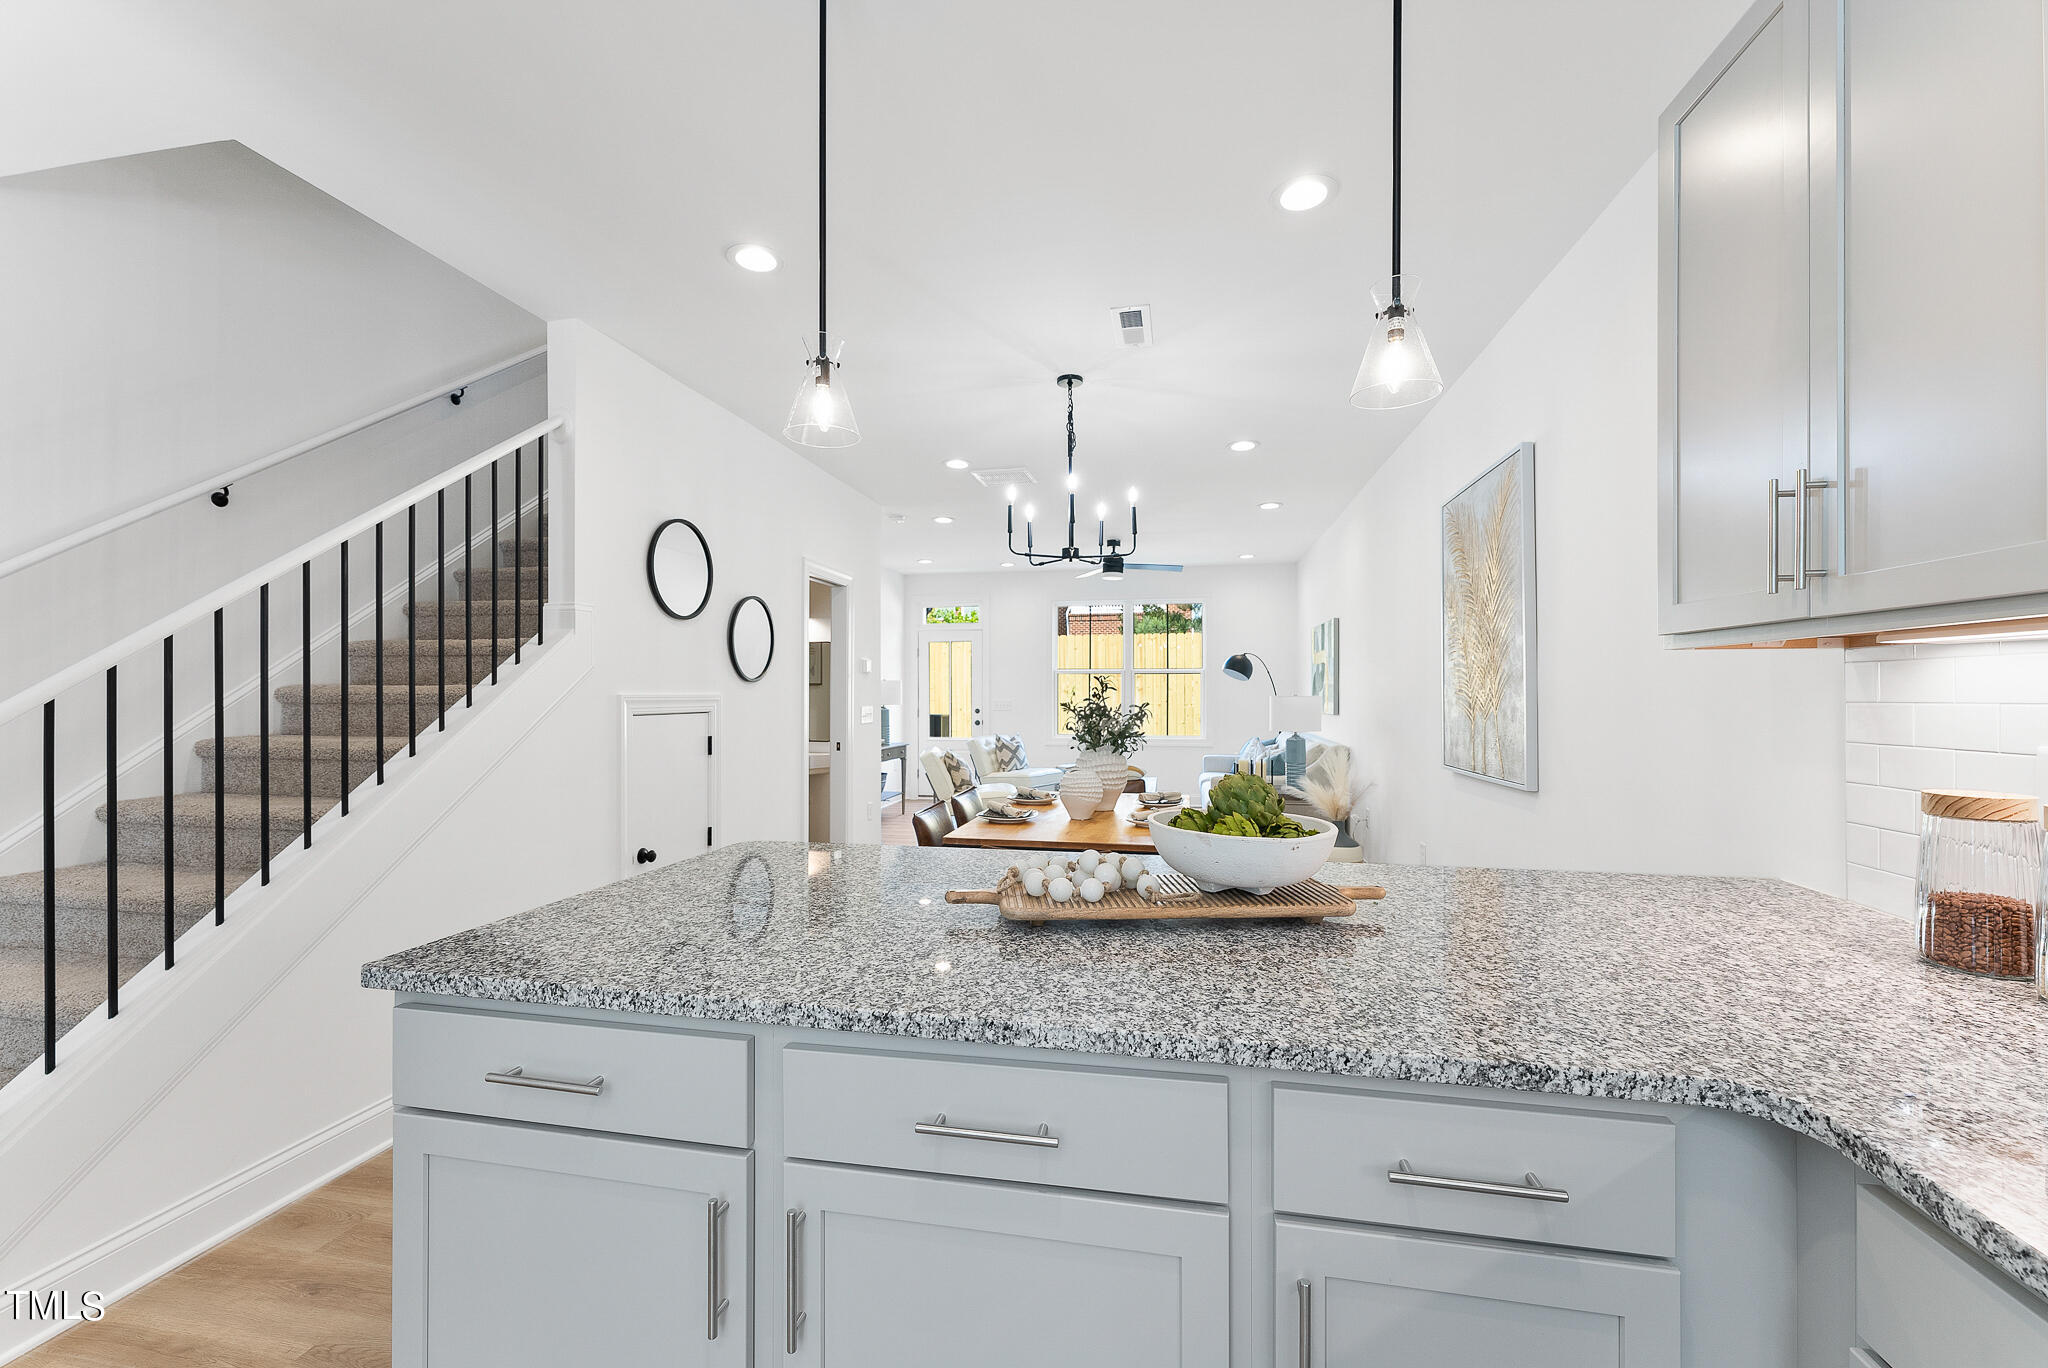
0,444,551,1090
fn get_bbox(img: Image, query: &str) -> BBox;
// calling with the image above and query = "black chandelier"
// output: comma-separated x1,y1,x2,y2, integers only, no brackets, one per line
1003,375,1178,580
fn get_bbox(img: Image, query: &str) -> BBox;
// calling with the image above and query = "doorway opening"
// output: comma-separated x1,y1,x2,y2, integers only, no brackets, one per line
806,570,852,842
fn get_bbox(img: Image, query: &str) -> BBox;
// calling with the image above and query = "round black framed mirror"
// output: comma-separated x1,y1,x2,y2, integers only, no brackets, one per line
646,519,713,620
728,594,775,682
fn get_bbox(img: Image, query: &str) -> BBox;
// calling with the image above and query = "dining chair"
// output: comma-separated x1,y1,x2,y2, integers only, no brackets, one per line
950,789,987,824
911,801,958,847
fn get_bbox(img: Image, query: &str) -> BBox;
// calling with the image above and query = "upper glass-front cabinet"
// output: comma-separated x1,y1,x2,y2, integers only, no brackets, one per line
1661,0,2048,639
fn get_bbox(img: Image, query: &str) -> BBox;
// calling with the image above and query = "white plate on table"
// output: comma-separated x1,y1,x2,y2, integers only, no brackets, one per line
979,812,1036,825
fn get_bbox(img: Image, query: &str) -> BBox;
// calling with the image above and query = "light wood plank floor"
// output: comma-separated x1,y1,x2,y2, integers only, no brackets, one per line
19,1151,393,1368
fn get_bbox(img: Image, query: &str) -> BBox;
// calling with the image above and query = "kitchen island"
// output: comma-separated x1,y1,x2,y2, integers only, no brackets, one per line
364,842,2048,1367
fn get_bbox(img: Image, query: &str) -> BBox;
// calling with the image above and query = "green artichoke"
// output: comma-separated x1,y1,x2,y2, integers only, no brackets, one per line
1211,812,1262,838
1266,817,1316,839
1207,773,1285,830
1169,807,1215,832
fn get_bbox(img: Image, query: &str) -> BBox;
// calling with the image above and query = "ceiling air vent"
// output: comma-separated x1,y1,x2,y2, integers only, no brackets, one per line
972,467,1037,489
1114,304,1152,346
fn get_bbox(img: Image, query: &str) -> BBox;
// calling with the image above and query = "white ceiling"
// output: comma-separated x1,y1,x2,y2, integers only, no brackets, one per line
2,0,1749,572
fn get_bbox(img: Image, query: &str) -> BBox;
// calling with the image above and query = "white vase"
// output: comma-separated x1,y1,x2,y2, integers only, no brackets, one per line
1060,764,1102,819
1077,747,1127,814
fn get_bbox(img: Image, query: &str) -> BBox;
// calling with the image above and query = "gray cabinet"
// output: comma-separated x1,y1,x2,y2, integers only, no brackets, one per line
393,1112,750,1368
1661,0,2048,638
1659,0,1814,634
1277,1218,1681,1367
780,1159,1229,1368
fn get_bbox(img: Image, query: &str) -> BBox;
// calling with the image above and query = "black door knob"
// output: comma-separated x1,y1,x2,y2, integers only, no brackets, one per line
636,848,657,864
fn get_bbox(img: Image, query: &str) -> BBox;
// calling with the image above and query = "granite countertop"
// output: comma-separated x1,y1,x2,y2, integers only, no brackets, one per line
363,842,2048,1298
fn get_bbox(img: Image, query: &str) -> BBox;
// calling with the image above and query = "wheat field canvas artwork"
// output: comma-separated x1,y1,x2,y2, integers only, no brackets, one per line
1442,443,1537,790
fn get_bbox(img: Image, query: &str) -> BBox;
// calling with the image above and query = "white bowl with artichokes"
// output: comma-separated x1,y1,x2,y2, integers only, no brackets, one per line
1145,774,1337,895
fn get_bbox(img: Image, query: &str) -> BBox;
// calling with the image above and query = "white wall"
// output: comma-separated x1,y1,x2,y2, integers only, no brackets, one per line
899,563,1299,797
1843,641,2048,916
1296,160,1845,889
0,317,884,1342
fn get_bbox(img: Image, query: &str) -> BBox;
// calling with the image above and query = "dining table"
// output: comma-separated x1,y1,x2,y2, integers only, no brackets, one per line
940,791,1174,855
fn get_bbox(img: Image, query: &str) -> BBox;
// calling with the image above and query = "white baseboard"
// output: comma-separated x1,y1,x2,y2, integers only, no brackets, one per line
0,1100,392,1363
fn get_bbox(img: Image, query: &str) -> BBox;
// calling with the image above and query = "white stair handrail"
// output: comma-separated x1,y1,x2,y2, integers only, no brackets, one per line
0,345,547,583
0,415,563,733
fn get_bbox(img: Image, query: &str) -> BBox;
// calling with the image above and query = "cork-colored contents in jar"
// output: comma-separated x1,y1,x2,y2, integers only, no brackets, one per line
1921,890,2037,978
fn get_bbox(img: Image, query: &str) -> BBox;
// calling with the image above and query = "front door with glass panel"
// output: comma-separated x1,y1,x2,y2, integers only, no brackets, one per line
917,613,984,793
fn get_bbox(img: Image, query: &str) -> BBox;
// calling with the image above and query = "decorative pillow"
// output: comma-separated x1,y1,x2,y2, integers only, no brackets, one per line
939,750,975,793
989,734,1028,773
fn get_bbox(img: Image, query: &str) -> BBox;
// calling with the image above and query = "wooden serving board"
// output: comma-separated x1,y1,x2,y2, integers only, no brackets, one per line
946,870,1387,924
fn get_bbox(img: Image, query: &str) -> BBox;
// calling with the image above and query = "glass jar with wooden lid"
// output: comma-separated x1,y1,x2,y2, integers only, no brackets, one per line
1915,789,2041,980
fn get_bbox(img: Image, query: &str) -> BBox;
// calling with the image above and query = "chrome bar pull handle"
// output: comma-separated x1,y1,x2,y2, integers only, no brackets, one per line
1297,1278,1312,1368
483,1066,604,1097
705,1197,729,1340
1388,1158,1570,1203
913,1113,1060,1148
1793,466,1834,590
785,1208,807,1354
1769,477,1796,593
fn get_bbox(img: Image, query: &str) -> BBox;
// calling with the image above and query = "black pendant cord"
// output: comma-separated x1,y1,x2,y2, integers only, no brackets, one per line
1064,379,1078,553
1390,0,1403,301
816,0,829,363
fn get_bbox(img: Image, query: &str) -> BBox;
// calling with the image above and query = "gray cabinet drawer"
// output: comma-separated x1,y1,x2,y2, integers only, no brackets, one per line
1272,1085,1675,1258
1857,1186,2048,1368
782,1045,1228,1203
394,1004,749,1148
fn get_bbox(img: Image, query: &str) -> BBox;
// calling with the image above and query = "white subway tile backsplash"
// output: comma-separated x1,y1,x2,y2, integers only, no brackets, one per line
1846,822,1881,869
1911,703,1999,751
1952,750,2037,794
1846,662,1881,702
1845,645,1916,662
1909,641,2000,658
1845,864,1916,919
1845,783,1920,833
1877,829,1919,878
1877,746,1954,791
1845,703,1914,745
1877,657,1955,702
1844,743,1881,785
1955,654,2048,703
1999,704,2048,755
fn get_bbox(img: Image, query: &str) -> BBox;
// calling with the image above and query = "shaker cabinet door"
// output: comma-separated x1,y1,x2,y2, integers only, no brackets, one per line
1659,0,1814,633
1277,1218,1680,1368
393,1112,750,1368
780,1160,1229,1368
1811,0,2048,619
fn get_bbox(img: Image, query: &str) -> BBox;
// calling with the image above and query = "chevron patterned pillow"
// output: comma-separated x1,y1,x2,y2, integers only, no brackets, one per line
989,734,1028,772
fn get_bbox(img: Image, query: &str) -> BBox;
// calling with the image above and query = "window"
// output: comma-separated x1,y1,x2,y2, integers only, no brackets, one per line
1054,601,1204,739
924,605,980,624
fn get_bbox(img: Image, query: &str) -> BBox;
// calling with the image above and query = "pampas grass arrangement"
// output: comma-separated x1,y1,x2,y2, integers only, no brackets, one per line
1303,747,1362,826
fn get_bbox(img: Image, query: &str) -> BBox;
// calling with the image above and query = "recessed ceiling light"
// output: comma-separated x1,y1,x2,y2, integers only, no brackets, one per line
1277,175,1335,212
1000,561,1016,568
1258,501,1283,511
916,558,933,565
944,458,969,470
725,243,778,272
1239,553,1256,560
932,516,954,525
1229,439,1259,453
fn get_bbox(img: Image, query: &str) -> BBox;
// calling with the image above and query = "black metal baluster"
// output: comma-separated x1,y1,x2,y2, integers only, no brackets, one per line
106,667,118,1017
464,474,475,706
437,489,447,731
537,435,547,646
259,584,270,885
301,562,312,848
340,541,350,815
162,637,173,969
375,521,386,785
407,505,417,757
213,607,225,925
490,461,500,686
514,444,523,664
43,700,55,1072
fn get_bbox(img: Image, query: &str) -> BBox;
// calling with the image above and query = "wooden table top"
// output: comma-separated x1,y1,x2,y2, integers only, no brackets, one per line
942,792,1171,854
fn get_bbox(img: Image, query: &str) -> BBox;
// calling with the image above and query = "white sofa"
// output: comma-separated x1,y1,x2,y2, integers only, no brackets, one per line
920,742,1062,803
1198,733,1350,816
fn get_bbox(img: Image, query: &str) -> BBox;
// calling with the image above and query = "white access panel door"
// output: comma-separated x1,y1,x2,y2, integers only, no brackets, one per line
626,708,713,873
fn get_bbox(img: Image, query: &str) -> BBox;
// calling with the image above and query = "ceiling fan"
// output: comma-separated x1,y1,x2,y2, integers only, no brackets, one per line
1074,550,1182,580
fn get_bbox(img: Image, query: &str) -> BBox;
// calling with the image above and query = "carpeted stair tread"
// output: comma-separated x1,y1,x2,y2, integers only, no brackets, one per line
197,732,409,764
405,599,544,640
274,683,423,739
345,637,522,686
102,793,339,871
452,566,548,598
100,793,339,829
197,732,413,797
0,946,159,1077
0,863,239,953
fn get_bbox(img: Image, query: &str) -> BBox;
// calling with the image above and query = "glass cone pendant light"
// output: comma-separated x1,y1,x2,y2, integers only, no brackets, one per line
785,0,860,447
1350,0,1443,410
